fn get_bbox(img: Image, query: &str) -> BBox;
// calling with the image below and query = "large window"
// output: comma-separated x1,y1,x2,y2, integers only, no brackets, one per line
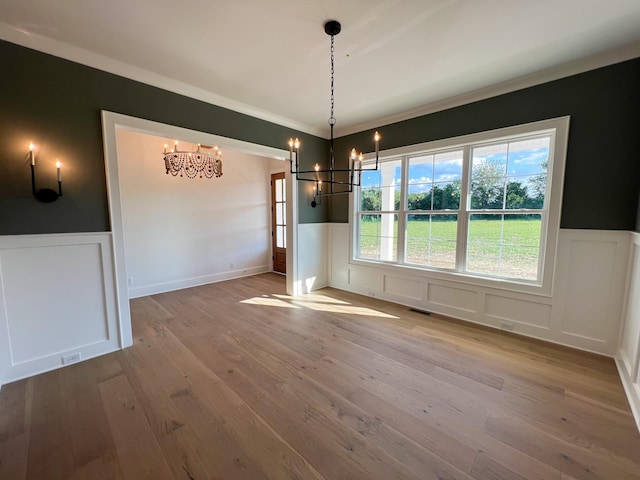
353,118,568,292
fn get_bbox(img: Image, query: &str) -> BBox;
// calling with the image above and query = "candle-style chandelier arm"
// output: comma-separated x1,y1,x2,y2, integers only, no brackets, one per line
288,134,380,176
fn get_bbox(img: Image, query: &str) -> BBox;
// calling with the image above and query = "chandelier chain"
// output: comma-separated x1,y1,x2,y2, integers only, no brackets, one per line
329,34,336,126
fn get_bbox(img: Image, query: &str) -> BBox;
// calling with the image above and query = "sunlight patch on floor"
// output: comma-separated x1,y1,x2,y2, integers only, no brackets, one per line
239,296,300,308
240,293,398,319
272,293,350,305
291,301,398,318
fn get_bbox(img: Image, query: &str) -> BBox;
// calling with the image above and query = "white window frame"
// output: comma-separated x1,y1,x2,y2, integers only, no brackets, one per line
349,116,570,297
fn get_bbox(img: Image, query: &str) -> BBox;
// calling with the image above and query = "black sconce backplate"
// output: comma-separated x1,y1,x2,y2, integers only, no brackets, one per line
34,188,60,203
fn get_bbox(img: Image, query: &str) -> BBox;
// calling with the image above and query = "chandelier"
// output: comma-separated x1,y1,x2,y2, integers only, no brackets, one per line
288,20,381,206
163,142,223,179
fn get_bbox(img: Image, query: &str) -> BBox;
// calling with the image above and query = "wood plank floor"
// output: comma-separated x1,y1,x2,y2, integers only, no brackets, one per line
1,272,639,479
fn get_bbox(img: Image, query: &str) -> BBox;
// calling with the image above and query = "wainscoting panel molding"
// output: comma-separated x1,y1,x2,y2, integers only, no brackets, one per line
0,233,120,387
617,232,640,431
296,223,329,294
485,294,552,329
328,224,630,357
427,283,479,313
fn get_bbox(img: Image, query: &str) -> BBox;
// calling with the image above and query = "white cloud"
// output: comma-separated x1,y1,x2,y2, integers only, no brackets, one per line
409,176,432,184
435,174,459,182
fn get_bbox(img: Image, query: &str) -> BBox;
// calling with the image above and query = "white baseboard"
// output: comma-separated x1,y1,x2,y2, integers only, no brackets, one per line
128,265,270,298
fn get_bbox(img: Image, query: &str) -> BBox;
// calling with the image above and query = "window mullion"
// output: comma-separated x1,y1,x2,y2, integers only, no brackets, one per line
397,155,408,264
456,145,472,272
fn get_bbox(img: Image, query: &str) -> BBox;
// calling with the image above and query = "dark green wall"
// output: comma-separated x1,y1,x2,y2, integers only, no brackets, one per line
3,40,639,233
0,40,329,235
330,57,640,229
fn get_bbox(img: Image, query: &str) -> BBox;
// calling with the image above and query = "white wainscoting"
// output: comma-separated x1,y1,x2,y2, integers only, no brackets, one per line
617,232,640,431
328,224,630,356
0,233,121,387
295,223,329,294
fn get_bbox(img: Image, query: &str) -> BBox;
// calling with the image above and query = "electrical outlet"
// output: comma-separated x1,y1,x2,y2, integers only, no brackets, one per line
499,322,515,331
62,352,81,365
127,276,133,286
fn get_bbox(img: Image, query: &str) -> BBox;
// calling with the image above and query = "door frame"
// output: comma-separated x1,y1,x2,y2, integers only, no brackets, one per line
270,172,287,274
101,111,298,348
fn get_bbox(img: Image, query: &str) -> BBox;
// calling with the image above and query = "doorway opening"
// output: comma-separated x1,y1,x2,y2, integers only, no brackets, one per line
271,172,286,274
101,111,298,348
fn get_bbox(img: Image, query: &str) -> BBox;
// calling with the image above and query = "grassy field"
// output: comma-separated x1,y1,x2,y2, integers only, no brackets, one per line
359,217,541,280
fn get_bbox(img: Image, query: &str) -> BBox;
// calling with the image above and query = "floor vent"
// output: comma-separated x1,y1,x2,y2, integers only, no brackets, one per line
409,307,432,316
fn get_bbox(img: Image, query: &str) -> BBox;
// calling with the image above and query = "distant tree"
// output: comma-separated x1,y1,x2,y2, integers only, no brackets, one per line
470,159,504,209
360,188,380,211
529,161,547,208
439,182,461,209
406,181,461,212
506,181,528,209
407,191,431,210
360,188,402,211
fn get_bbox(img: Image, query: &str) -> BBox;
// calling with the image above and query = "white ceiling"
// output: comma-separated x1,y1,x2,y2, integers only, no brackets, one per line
2,0,640,138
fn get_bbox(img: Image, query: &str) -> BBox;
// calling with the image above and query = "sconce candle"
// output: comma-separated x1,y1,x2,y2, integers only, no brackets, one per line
311,180,323,208
29,142,35,166
56,161,62,182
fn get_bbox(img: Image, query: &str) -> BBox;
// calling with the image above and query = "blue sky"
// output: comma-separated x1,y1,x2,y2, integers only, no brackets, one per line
362,137,549,193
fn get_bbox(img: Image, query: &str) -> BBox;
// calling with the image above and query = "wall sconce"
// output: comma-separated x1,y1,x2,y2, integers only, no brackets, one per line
311,181,322,208
311,163,322,208
29,143,63,202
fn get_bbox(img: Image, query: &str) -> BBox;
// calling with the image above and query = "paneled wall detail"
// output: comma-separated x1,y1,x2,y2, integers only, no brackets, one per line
296,223,329,294
485,295,552,329
427,283,478,313
617,233,640,431
557,238,619,340
0,233,120,386
328,224,629,356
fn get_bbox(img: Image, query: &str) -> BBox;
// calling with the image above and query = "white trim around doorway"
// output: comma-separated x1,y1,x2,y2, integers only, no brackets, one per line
100,111,297,348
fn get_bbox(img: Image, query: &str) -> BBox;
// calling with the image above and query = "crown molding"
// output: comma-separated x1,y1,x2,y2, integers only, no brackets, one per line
334,41,640,138
0,22,324,138
3,21,640,141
